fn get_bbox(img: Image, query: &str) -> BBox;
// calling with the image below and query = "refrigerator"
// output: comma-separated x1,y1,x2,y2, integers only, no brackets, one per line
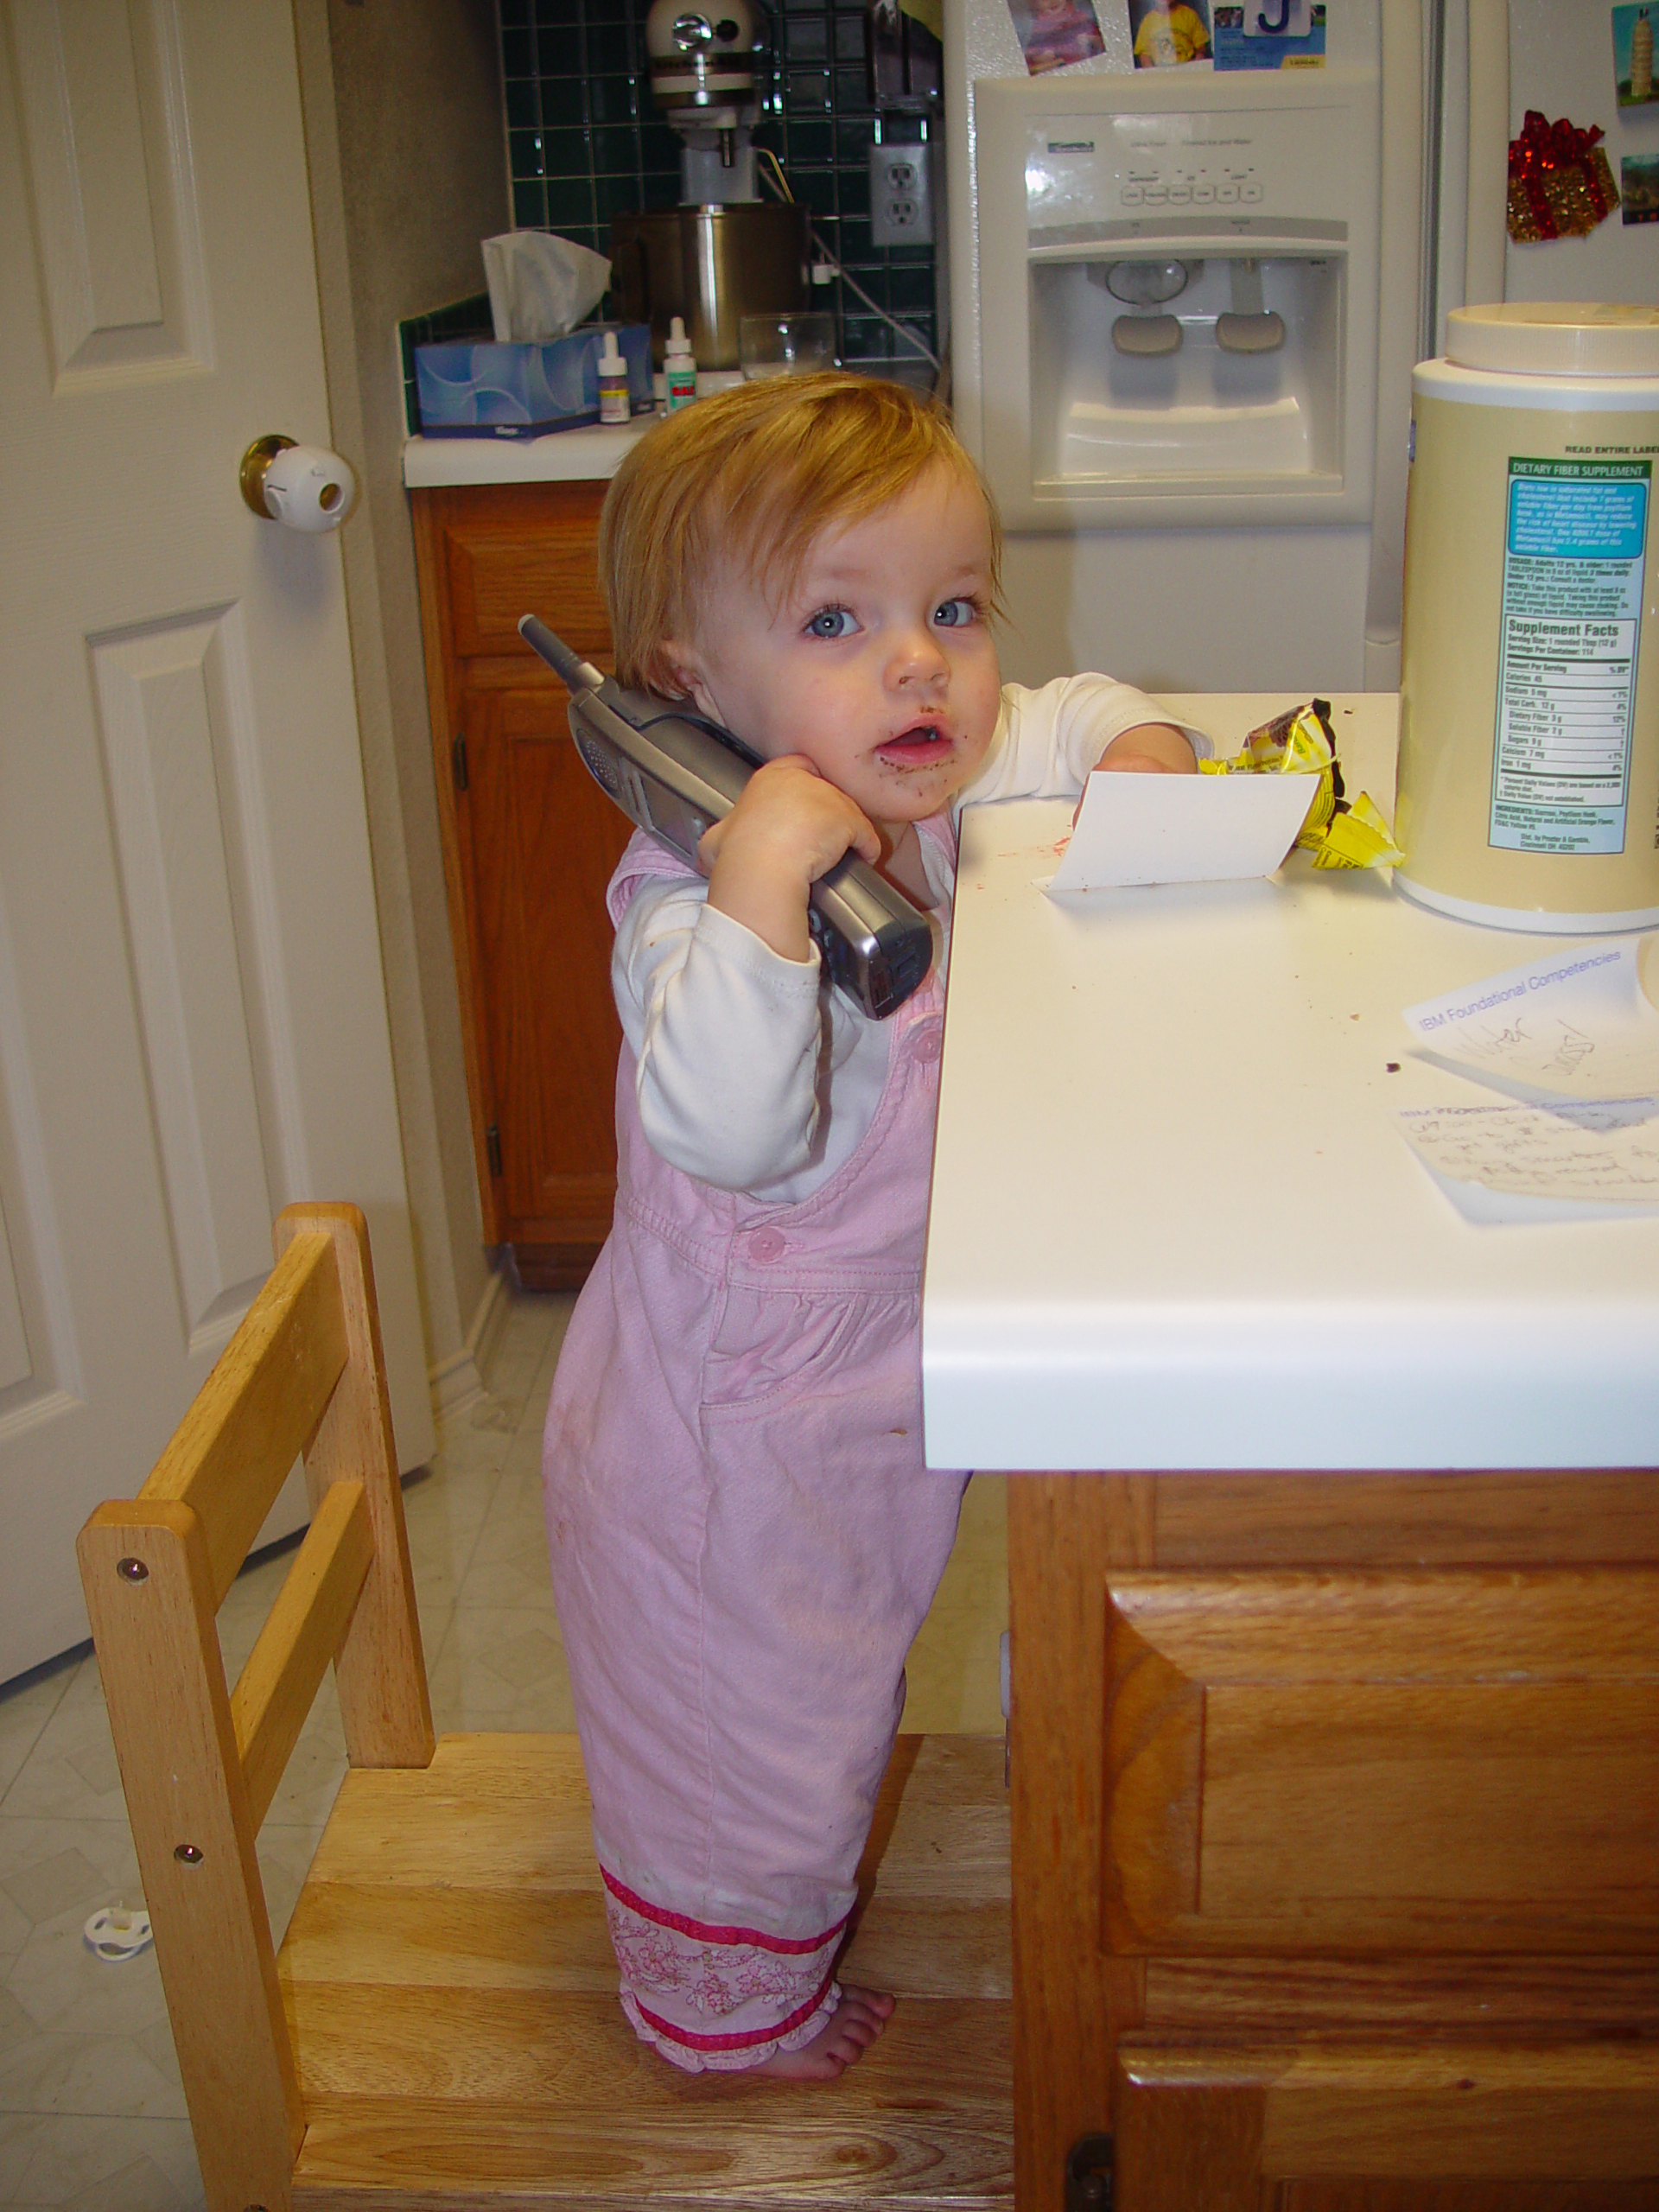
944,0,1659,695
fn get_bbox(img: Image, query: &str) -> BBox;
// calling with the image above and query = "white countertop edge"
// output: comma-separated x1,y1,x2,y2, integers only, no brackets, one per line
919,1375,1659,1471
403,423,652,486
920,1305,1659,1471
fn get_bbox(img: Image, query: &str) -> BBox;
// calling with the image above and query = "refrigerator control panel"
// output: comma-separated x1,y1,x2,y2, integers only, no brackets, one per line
1023,94,1361,237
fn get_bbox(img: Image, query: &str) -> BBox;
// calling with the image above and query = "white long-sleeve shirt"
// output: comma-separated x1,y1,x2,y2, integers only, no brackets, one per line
612,674,1203,1199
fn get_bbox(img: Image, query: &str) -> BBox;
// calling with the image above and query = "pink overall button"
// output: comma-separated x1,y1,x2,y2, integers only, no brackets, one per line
909,1022,943,1063
747,1227,788,1264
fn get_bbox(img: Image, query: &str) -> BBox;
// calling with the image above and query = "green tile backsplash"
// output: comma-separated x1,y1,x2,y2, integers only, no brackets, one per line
494,0,940,382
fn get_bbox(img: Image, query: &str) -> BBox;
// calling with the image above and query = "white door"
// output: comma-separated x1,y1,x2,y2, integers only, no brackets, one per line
0,0,433,1683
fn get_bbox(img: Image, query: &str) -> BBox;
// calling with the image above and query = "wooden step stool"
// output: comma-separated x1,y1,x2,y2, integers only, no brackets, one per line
78,1205,1011,2210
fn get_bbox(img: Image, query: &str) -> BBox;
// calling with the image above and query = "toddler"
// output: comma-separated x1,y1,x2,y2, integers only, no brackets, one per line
542,372,1198,2080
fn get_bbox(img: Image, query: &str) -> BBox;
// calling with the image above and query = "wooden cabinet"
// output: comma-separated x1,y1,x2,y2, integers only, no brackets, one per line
1008,1471,1659,2212
413,482,632,1287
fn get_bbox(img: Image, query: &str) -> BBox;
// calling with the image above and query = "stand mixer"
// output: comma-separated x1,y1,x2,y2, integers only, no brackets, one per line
612,1,810,371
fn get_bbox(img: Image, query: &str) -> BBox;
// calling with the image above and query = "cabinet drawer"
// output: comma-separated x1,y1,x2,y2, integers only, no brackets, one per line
435,484,612,662
1102,1569,1659,1957
1114,2038,1659,2209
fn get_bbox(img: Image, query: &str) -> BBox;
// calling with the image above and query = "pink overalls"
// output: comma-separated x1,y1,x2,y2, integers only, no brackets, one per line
542,823,967,2071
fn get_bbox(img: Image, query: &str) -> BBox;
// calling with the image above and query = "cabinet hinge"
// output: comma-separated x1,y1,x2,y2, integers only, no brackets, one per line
486,1123,502,1178
452,734,469,791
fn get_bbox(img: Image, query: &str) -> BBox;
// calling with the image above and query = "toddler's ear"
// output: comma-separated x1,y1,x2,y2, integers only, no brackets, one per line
658,638,709,707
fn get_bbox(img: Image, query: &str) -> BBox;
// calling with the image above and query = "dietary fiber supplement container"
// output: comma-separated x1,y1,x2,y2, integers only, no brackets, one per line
1397,303,1659,931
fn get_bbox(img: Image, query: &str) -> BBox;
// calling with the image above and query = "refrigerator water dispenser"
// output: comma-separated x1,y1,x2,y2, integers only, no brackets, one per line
972,68,1380,530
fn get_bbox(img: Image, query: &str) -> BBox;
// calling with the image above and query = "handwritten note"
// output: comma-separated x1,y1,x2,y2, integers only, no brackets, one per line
1401,938,1659,1104
1396,1098,1659,1221
1042,770,1318,894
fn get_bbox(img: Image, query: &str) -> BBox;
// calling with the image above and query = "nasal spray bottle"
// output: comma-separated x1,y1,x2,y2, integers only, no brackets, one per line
664,315,697,411
596,329,630,425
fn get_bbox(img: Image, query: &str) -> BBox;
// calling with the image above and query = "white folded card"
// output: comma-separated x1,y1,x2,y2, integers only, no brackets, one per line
1042,769,1319,894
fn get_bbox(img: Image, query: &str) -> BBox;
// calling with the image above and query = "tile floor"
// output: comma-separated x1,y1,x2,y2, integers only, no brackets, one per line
0,1291,1007,2209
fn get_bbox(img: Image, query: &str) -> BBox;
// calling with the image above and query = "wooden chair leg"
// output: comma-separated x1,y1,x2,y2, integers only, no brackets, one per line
79,1500,301,2212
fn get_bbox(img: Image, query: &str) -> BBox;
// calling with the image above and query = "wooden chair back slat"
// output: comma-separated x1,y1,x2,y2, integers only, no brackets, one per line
276,1206,435,1771
231,1479,375,1832
142,1230,347,1610
77,1497,302,2212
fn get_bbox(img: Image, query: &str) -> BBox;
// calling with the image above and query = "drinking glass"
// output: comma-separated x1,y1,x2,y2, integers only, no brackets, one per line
738,312,838,378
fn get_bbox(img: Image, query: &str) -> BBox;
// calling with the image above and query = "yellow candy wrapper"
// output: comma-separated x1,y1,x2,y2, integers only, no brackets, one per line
1199,699,1402,872
1311,790,1405,871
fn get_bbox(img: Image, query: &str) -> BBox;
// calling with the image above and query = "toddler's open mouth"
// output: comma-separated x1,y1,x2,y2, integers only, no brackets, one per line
876,724,954,766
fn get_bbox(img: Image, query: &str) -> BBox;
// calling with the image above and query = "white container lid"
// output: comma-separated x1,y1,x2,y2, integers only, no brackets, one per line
1446,302,1659,378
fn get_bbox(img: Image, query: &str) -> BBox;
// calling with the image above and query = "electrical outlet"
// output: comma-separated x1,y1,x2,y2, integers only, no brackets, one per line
869,143,933,248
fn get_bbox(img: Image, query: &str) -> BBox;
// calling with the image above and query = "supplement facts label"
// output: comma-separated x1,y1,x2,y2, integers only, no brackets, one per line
1491,457,1649,855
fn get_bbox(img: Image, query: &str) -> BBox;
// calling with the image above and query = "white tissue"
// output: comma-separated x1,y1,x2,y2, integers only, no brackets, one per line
482,231,612,341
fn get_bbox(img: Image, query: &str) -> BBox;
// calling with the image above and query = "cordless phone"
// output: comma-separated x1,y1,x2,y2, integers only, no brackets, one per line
519,614,933,1020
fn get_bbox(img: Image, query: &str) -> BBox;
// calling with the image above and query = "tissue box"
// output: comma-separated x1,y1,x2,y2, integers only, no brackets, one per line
413,324,653,437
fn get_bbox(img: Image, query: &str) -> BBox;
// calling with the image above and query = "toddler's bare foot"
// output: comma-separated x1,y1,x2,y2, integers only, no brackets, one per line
753,1986,895,2081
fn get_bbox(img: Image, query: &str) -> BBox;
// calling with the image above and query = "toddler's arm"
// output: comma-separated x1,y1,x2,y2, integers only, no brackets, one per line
613,869,839,1193
613,759,895,1191
963,672,1208,807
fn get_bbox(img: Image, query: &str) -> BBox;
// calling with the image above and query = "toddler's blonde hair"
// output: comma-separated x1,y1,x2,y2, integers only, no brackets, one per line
598,371,1001,694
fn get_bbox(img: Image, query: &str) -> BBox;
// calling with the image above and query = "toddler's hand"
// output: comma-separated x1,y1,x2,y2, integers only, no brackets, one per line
700,755,881,964
1072,720,1198,823
1094,721,1198,774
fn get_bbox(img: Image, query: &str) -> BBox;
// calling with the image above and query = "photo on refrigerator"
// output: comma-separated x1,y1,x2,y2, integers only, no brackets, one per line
1009,0,1105,74
1128,0,1212,69
1612,4,1659,107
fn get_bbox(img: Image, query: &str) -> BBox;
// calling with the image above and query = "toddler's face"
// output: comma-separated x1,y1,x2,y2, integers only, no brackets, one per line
669,463,1003,840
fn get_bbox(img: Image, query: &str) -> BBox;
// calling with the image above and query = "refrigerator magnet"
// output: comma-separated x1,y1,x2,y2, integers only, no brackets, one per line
1213,2,1326,72
1129,0,1212,67
1008,0,1105,74
1613,5,1659,107
1623,153,1659,222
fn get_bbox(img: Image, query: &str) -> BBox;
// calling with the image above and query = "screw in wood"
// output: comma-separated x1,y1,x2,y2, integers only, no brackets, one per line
174,1844,204,1865
116,1558,149,1581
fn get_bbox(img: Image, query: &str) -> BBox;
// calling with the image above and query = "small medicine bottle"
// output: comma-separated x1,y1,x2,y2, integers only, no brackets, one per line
664,315,697,411
596,331,630,425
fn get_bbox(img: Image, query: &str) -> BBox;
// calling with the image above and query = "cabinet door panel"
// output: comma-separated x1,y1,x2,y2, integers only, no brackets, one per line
1103,1570,1659,1955
465,688,630,1244
441,484,612,661
1114,2040,1659,2212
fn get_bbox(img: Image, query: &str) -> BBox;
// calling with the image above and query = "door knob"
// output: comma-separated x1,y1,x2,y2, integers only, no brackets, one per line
239,435,358,531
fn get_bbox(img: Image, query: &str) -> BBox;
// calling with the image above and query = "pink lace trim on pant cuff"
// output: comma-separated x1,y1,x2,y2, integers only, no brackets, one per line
602,1872,847,2074
621,1981,842,2073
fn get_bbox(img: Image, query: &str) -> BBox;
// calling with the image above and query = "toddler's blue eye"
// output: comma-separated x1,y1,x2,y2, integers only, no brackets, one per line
805,607,855,639
933,597,977,628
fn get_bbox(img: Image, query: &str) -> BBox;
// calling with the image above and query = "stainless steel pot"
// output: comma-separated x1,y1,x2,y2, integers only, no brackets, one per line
611,204,810,370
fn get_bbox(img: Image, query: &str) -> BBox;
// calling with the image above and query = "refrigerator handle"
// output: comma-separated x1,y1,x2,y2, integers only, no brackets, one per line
1465,0,1510,304
1363,0,1426,689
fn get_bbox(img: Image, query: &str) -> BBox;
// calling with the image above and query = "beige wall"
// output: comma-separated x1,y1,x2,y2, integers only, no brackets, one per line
294,0,509,1412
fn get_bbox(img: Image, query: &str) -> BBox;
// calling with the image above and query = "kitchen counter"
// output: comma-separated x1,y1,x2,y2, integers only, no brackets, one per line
924,691,1659,1474
402,375,748,487
931,693,1659,2212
